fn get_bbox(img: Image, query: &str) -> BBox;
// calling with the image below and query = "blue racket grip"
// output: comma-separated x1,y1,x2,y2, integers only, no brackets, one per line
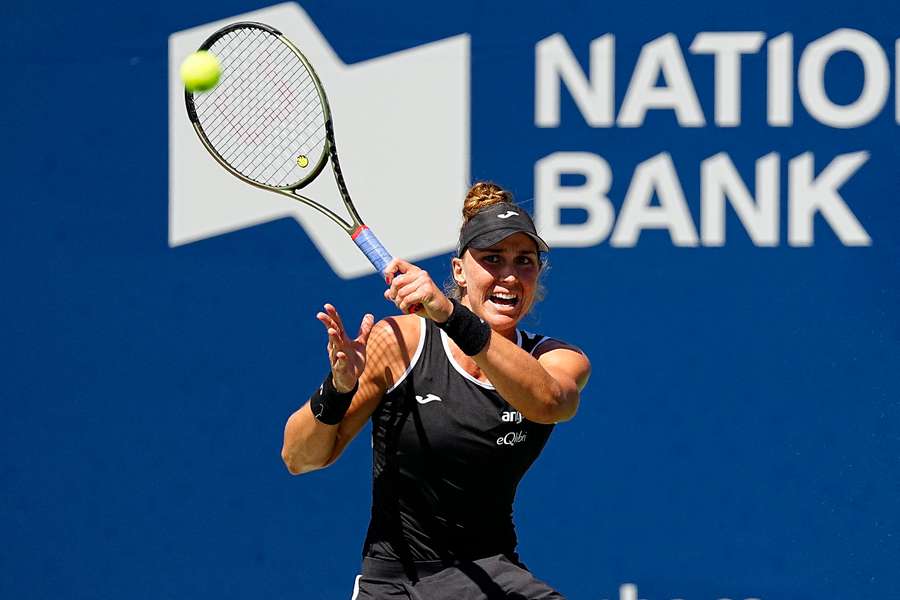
352,226,393,275
352,226,422,313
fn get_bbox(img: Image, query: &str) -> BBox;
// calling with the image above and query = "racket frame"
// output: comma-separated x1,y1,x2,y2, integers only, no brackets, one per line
184,21,363,235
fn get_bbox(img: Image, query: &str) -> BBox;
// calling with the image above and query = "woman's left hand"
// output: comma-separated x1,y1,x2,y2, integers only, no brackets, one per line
383,258,454,323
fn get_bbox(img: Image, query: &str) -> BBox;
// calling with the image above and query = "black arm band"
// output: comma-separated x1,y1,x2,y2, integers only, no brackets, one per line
309,373,358,425
434,298,492,356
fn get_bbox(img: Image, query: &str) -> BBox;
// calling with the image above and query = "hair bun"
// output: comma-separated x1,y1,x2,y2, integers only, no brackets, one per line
463,182,515,222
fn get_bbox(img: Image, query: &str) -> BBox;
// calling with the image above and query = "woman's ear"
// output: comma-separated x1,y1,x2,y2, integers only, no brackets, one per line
451,257,466,289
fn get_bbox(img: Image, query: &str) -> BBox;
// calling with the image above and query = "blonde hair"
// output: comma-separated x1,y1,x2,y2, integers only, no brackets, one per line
462,181,516,222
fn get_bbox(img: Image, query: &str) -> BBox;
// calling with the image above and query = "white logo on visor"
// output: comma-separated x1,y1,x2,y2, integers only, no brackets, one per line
497,211,519,219
168,2,470,279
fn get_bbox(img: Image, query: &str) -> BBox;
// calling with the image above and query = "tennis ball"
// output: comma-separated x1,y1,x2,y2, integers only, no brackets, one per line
180,51,221,93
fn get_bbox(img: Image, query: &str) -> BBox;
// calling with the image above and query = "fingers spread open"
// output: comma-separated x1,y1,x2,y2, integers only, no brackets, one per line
324,304,347,338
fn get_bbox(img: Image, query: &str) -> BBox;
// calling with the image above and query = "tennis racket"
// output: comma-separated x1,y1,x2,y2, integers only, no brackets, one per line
184,21,416,307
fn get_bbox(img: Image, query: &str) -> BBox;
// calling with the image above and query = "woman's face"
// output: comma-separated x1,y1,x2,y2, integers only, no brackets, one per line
452,233,541,335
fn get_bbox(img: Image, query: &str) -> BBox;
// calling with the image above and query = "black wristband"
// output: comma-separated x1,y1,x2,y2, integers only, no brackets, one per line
434,298,492,356
309,372,358,425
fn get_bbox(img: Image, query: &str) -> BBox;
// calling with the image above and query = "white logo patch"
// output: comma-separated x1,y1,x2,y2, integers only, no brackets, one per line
168,2,470,279
497,211,519,219
415,393,442,405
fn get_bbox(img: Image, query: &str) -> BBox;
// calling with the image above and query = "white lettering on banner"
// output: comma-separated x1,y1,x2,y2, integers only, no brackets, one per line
689,32,765,127
767,33,793,126
799,29,890,128
534,151,872,247
611,153,699,246
701,152,779,247
534,28,899,128
535,34,614,127
535,153,614,246
788,152,872,246
531,28,886,247
601,583,762,600
618,34,705,127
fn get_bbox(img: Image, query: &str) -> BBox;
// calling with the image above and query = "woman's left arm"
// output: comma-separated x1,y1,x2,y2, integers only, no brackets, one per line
474,336,591,424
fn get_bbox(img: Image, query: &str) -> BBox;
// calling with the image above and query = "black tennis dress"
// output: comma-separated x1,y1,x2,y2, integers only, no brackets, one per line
350,317,577,600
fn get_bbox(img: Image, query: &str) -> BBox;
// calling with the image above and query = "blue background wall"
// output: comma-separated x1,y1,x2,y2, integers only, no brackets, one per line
2,1,898,599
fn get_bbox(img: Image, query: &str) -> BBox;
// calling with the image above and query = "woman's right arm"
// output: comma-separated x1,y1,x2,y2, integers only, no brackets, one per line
280,375,381,475
281,307,412,475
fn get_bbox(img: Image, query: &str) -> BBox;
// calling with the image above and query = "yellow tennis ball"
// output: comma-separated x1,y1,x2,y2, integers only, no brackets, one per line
180,51,221,93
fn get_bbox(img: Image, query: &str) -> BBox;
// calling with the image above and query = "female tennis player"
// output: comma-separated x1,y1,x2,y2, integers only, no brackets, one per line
282,182,591,599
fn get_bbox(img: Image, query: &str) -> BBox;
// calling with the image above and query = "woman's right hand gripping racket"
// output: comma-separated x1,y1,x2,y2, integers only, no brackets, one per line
183,21,420,311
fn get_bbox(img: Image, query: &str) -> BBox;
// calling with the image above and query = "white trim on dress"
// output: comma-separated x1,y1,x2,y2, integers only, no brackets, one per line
385,317,427,393
439,327,524,390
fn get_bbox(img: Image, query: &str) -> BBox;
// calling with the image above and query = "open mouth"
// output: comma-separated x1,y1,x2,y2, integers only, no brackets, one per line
489,292,519,307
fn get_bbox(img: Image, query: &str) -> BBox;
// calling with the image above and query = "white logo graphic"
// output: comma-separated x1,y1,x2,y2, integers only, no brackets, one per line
497,211,519,219
415,393,442,405
497,430,527,446
501,410,523,424
168,3,470,278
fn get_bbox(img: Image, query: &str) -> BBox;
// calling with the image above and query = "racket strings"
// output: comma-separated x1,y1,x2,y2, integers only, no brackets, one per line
225,64,310,175
197,33,294,163
210,32,323,179
203,39,301,155
199,32,287,147
199,31,268,123
199,31,312,153
216,45,312,162
246,79,323,182
192,27,328,188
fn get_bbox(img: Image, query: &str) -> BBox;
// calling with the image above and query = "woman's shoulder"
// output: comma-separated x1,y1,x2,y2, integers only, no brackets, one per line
520,329,592,391
518,329,585,359
371,313,422,352
365,314,425,383
365,314,425,392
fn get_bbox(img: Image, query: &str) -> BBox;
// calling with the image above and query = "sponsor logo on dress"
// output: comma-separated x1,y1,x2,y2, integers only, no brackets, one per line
501,410,523,424
497,430,527,446
416,393,443,404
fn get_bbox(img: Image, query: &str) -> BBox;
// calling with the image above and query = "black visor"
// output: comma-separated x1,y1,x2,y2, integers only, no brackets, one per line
457,202,550,256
